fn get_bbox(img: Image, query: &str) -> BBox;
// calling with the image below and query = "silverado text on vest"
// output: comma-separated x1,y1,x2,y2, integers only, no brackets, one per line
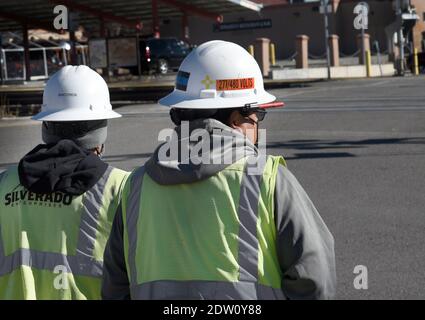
4,189,74,207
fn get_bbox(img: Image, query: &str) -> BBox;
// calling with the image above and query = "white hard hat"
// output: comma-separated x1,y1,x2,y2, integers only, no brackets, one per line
159,40,283,110
32,65,121,121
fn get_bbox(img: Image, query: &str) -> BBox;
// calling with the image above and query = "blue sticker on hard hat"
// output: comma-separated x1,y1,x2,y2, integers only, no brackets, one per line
176,71,190,91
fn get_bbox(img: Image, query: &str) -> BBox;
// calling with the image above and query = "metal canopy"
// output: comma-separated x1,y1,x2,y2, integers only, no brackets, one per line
0,0,263,34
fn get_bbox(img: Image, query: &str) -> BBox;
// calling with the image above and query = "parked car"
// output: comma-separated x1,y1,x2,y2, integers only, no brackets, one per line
132,37,191,75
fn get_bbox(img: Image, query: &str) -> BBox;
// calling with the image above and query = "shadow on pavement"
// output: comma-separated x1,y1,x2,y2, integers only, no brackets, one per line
268,137,425,160
285,152,355,160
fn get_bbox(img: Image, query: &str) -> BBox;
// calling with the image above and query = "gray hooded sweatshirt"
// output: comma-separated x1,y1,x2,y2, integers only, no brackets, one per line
102,119,336,300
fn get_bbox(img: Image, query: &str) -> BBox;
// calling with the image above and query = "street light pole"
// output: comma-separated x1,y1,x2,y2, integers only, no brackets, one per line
396,0,405,75
322,0,332,80
361,21,366,68
0,34,3,85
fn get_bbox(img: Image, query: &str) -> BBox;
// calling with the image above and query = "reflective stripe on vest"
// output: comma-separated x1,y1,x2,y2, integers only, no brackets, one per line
0,166,113,278
126,166,146,285
237,155,267,283
124,155,283,299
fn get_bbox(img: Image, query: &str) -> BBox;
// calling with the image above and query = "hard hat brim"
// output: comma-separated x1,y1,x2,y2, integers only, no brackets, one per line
159,89,277,109
32,108,122,121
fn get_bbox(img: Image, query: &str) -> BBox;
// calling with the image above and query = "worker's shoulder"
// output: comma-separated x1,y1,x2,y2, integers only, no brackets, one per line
275,161,295,180
0,165,18,183
120,165,146,186
127,165,145,177
274,162,309,197
105,166,131,193
266,154,286,167
113,165,145,198
0,170,5,184
109,166,131,179
260,154,287,176
223,155,285,177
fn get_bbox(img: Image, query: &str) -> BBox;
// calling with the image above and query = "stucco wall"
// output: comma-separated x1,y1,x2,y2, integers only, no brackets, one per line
159,1,395,59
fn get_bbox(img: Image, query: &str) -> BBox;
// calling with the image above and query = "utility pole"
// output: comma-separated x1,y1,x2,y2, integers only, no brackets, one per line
322,0,332,80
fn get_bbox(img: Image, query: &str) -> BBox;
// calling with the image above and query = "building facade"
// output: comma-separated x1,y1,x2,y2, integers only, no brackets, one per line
158,0,425,59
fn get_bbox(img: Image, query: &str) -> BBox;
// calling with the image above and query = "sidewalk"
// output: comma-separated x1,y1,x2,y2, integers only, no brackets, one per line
271,55,395,80
274,54,391,69
271,64,396,80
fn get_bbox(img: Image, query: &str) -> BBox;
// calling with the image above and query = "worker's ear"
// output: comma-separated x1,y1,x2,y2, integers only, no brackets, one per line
93,144,105,157
228,110,243,130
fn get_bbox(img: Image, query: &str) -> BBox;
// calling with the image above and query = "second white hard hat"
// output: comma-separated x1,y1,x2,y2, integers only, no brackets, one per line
159,40,279,109
33,65,121,121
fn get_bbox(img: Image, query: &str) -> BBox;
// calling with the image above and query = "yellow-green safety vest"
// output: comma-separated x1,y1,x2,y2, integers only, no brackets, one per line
121,155,287,299
0,165,129,300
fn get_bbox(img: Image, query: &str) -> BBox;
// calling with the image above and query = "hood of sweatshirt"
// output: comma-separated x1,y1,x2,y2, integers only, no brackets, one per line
18,139,108,195
145,119,258,185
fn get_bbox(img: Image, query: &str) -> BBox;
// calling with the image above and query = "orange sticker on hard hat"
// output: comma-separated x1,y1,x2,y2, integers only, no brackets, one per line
216,78,255,91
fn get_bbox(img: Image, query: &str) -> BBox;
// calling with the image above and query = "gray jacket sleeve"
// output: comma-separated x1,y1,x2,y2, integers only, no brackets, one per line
274,165,336,300
101,202,131,300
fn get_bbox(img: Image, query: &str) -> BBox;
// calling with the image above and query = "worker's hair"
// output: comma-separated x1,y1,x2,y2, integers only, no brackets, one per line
43,120,107,138
42,120,108,150
170,108,237,126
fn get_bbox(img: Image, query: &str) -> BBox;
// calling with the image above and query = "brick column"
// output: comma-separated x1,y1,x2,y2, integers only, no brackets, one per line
410,0,425,53
329,34,340,67
254,38,271,77
296,35,309,69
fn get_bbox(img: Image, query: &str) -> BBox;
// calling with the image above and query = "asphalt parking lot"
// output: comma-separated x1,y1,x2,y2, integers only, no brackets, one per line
1,76,425,299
